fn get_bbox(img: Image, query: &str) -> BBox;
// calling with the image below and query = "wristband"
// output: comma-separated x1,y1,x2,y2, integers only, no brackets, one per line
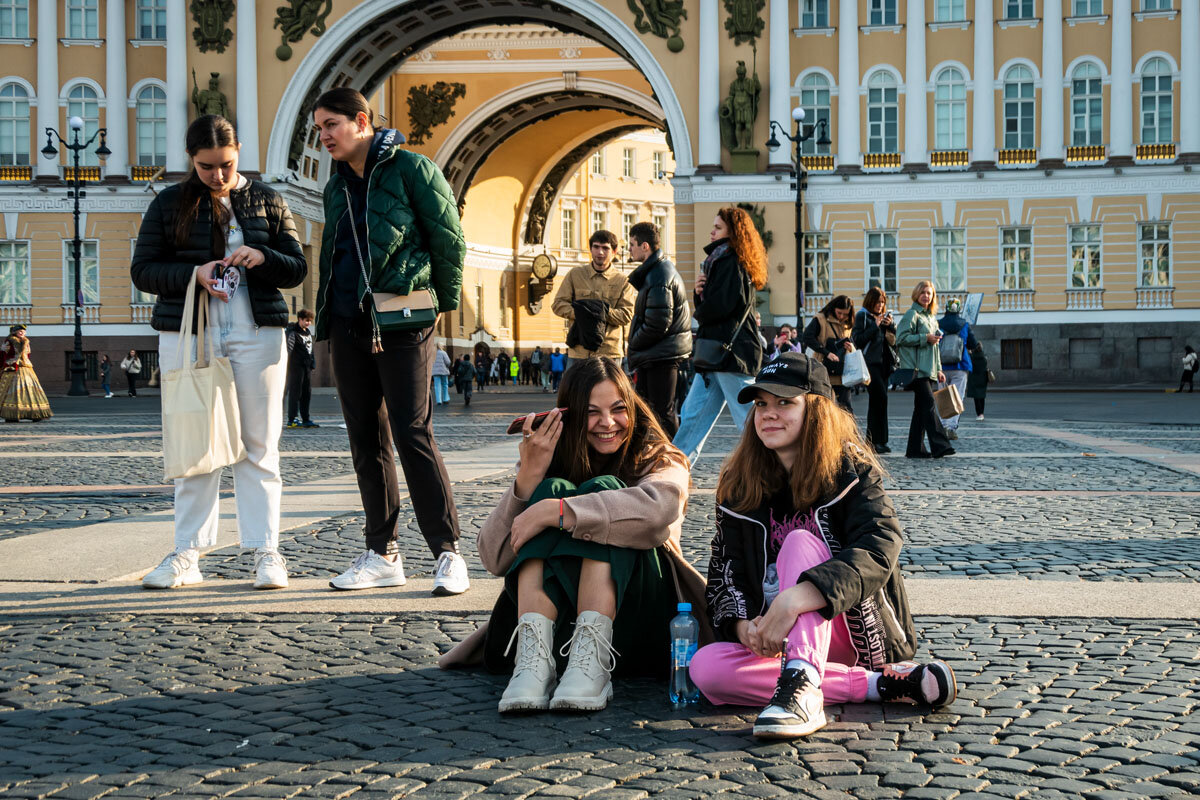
558,497,565,530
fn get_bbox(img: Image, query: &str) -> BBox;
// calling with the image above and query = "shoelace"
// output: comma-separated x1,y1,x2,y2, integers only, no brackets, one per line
256,550,287,570
559,618,620,679
435,554,457,579
346,550,374,575
877,666,921,702
768,668,813,712
504,619,553,673
161,551,195,574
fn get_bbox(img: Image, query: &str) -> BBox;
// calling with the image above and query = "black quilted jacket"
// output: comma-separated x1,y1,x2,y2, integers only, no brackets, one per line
131,180,308,332
627,250,692,371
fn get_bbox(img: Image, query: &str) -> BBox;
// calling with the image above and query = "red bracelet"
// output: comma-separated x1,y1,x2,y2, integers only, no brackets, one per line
558,497,565,530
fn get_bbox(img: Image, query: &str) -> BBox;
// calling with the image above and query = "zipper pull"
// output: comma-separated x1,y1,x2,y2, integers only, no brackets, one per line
371,328,383,354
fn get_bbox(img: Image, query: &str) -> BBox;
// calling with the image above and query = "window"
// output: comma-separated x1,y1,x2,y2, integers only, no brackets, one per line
933,68,967,150
560,207,576,249
1141,0,1170,8
1073,0,1102,13
1005,0,1035,19
135,85,166,167
933,229,966,291
866,232,897,292
1069,338,1102,369
652,212,668,249
1001,227,1032,290
798,74,832,155
651,150,665,179
475,285,484,327
621,211,636,247
621,147,635,178
803,232,831,295
1071,63,1103,146
1140,57,1173,145
499,280,508,328
935,0,966,21
62,239,100,304
136,0,166,39
591,208,606,237
1001,339,1032,370
0,241,29,305
869,0,897,25
801,0,829,27
1139,222,1170,287
66,0,98,39
866,72,899,154
590,150,606,175
1003,65,1036,149
1136,337,1172,369
1069,224,1102,288
0,1,28,38
66,84,101,167
0,83,29,166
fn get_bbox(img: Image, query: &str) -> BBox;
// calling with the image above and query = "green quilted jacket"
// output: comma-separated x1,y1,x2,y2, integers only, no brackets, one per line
315,134,465,341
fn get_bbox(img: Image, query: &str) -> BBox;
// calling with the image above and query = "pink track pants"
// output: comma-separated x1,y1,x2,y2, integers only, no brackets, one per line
690,527,871,705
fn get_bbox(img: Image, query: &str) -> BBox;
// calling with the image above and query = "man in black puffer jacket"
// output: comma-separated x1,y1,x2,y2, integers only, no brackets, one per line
627,222,691,436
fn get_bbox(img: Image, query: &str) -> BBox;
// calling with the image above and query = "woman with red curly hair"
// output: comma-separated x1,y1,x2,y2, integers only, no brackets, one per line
673,206,768,464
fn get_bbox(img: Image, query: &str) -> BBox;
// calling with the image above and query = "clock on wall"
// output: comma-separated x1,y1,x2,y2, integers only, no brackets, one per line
532,253,557,281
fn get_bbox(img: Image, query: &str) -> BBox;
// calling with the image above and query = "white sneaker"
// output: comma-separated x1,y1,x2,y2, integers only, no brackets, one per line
329,549,407,590
549,611,618,711
142,549,202,589
253,548,288,590
753,665,827,739
976,414,985,421
498,612,557,713
104,393,113,399
432,551,470,596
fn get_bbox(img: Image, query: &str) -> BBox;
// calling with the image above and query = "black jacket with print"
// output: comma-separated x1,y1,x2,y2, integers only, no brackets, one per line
704,455,917,670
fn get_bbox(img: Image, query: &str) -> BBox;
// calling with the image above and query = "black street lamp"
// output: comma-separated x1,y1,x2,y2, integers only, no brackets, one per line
41,116,111,397
766,107,831,334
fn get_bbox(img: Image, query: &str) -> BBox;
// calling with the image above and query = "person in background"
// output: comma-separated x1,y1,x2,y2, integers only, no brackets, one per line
936,299,977,440
896,281,954,459
0,324,53,422
802,295,856,415
121,349,142,397
770,323,798,361
509,354,519,385
456,354,476,406
1180,346,1197,394
531,346,545,390
432,343,453,406
552,230,636,367
851,287,896,454
476,351,489,392
550,347,566,390
99,354,113,399
966,342,989,420
285,308,318,429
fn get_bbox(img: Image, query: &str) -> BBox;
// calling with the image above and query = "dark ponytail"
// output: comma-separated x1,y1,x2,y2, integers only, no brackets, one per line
174,115,239,252
313,87,375,129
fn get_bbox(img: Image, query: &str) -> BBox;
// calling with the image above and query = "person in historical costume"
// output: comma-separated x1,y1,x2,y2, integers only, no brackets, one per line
0,324,53,422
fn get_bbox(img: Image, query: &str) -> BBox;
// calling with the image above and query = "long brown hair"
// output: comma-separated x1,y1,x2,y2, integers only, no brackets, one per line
820,294,855,321
174,115,238,253
863,286,887,314
548,357,686,485
717,207,768,290
716,391,880,513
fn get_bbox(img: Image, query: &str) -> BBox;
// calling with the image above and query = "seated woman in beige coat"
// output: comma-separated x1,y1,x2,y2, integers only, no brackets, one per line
440,357,708,713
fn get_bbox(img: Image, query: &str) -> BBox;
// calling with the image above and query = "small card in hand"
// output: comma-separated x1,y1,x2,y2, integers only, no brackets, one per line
212,264,240,299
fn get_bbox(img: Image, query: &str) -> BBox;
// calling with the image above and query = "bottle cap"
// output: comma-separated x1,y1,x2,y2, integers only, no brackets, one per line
677,602,691,612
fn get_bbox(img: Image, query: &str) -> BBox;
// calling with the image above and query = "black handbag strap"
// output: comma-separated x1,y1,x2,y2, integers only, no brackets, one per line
725,271,755,348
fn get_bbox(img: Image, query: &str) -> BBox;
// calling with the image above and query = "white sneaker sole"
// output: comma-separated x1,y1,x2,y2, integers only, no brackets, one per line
254,577,289,590
142,572,203,590
431,580,470,597
753,708,828,739
498,687,556,714
549,682,613,712
328,574,407,591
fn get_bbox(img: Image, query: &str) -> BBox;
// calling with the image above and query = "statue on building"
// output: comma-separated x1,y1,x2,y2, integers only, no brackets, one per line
737,203,773,250
407,82,468,145
526,183,556,244
192,71,231,119
191,0,234,53
274,0,334,61
724,0,765,46
626,0,687,52
720,61,761,153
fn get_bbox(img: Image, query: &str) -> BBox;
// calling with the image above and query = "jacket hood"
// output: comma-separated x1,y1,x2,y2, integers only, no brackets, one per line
939,312,964,334
334,128,405,181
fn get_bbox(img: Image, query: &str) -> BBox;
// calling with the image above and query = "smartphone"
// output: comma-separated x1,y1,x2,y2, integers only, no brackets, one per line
507,408,567,435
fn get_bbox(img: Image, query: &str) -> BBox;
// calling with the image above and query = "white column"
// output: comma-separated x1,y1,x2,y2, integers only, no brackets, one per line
105,0,129,176
971,0,995,163
837,0,860,165
768,0,792,169
1110,0,1133,158
1040,0,1064,160
903,0,927,163
698,0,720,169
1181,0,1200,155
236,0,260,172
166,0,189,173
36,0,58,178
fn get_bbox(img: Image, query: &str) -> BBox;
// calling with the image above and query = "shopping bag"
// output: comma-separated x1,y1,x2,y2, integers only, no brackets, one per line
161,271,246,479
841,350,870,387
934,383,964,418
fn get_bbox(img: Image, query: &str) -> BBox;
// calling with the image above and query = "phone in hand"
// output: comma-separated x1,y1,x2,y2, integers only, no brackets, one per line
507,408,567,435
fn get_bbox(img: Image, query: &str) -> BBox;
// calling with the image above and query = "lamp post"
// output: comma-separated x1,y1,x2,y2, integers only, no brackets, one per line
766,107,831,334
41,116,111,396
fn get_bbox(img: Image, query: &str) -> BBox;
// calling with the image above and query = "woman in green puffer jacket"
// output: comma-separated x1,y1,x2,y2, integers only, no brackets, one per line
895,281,954,459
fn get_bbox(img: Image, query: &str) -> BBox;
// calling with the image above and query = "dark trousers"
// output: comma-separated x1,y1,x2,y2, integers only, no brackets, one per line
907,378,952,457
286,365,312,422
636,360,680,438
865,363,889,447
330,317,460,558
126,371,138,396
974,397,985,415
832,385,853,416
1180,371,1195,392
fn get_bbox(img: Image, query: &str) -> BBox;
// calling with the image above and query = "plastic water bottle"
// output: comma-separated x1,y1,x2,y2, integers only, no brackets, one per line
669,602,701,707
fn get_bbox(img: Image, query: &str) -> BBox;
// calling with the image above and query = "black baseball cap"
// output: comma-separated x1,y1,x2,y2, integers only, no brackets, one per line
737,351,834,404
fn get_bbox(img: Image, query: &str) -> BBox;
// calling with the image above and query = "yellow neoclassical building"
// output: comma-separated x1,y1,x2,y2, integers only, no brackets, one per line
1,1,1197,389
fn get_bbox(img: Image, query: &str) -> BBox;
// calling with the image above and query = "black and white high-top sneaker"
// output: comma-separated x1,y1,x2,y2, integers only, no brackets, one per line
876,660,957,708
752,650,827,739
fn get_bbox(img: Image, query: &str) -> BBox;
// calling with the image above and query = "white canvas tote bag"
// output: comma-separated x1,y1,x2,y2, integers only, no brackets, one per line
161,271,246,479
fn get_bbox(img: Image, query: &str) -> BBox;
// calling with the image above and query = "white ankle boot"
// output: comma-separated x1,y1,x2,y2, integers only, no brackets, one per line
549,610,619,711
498,612,557,713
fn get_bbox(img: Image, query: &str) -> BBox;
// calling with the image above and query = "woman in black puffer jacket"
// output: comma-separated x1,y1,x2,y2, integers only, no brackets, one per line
131,115,307,592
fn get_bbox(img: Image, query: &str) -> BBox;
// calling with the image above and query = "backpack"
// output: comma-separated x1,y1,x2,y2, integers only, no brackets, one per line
939,331,964,364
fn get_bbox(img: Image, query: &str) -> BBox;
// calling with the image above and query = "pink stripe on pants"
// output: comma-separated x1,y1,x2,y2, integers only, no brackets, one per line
690,527,871,705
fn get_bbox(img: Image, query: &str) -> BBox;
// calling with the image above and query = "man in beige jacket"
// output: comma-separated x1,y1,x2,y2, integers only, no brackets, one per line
552,229,636,364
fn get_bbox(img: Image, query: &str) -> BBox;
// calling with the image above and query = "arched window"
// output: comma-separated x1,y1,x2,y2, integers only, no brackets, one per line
1070,63,1103,146
866,71,898,154
1140,57,1173,145
66,84,101,166
798,73,831,155
0,82,30,166
1003,65,1035,149
135,85,166,166
933,67,967,150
